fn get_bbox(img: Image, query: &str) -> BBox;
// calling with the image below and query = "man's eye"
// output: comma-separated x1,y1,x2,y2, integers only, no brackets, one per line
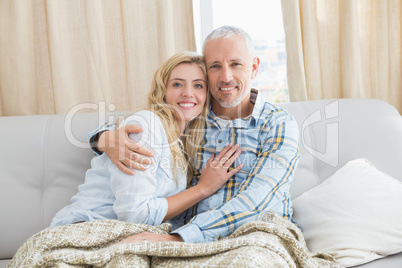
209,65,219,69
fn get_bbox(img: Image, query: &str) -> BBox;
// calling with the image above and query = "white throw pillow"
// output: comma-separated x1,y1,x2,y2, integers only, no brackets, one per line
293,158,402,267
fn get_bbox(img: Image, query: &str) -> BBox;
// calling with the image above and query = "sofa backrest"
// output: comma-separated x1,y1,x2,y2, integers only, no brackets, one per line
1,98,401,260
278,99,402,197
0,113,98,259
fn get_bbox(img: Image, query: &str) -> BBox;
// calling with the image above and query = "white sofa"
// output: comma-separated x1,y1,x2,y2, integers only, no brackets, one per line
1,98,401,267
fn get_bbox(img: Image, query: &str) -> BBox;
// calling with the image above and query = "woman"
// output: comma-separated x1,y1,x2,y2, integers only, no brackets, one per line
50,52,243,229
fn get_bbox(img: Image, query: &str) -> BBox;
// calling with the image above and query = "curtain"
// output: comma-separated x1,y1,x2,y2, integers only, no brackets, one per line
282,0,402,114
0,0,196,116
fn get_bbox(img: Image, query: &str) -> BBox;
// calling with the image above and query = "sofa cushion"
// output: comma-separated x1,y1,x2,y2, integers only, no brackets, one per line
293,158,402,267
0,113,98,259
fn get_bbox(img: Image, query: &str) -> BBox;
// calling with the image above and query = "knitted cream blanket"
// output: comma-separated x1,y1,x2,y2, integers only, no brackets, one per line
8,212,342,267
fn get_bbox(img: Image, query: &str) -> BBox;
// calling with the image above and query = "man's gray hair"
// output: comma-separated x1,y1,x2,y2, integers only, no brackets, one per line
202,25,255,60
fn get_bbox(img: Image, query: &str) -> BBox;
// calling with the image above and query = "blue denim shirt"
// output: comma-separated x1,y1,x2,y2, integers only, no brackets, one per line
51,110,187,229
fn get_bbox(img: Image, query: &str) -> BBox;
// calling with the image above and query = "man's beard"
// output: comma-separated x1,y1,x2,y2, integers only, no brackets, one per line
215,88,249,108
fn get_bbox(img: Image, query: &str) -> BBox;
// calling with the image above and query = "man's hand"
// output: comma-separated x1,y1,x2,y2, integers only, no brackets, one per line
117,232,183,244
97,125,154,175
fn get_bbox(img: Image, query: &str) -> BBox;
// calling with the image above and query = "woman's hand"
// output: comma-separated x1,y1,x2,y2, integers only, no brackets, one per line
197,143,243,197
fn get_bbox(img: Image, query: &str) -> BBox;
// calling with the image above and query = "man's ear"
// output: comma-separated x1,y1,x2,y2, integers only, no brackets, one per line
251,56,260,79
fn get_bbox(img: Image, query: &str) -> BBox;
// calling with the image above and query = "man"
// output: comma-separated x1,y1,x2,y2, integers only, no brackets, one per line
90,26,300,243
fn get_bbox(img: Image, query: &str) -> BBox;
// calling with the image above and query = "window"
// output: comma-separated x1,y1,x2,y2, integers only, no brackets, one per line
193,0,289,103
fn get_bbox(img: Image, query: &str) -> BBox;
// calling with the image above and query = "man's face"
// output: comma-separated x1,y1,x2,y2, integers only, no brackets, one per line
204,35,259,109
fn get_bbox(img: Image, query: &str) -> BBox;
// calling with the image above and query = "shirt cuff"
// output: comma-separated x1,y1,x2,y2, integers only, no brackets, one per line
50,211,93,227
150,197,168,226
171,223,206,243
89,130,107,155
87,122,116,155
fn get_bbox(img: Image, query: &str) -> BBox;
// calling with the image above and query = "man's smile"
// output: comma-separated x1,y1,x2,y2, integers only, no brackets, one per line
219,86,236,91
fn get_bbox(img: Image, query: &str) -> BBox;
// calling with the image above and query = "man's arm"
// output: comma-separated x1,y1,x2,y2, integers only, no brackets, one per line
172,112,301,243
88,122,116,155
88,122,154,175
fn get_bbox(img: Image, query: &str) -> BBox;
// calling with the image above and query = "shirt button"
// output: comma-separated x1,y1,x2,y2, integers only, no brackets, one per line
218,139,222,143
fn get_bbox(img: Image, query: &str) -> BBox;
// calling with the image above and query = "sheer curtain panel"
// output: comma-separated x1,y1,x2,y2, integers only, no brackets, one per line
282,0,402,114
0,0,196,116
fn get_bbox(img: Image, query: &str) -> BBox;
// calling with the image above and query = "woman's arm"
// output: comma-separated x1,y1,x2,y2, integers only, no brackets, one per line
109,111,169,225
163,144,243,221
116,144,243,244
110,111,242,225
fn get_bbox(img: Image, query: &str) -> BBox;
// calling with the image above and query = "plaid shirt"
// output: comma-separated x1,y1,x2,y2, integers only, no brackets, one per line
172,89,300,243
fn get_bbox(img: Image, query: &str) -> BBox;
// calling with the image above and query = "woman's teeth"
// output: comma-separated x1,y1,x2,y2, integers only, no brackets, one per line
179,103,195,107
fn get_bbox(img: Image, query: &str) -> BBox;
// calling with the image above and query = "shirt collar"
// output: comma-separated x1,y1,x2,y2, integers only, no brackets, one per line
249,88,265,121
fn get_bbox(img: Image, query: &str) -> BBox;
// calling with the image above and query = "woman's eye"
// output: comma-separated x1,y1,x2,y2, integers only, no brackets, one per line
173,83,182,87
195,84,204,89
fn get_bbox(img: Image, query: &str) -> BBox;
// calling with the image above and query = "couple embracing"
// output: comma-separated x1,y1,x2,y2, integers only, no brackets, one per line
51,25,300,244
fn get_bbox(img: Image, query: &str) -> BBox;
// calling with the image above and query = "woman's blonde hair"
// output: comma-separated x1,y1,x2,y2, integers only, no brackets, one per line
147,51,210,184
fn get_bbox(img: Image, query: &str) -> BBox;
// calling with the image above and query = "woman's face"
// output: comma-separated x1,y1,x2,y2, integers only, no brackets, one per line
165,63,207,126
